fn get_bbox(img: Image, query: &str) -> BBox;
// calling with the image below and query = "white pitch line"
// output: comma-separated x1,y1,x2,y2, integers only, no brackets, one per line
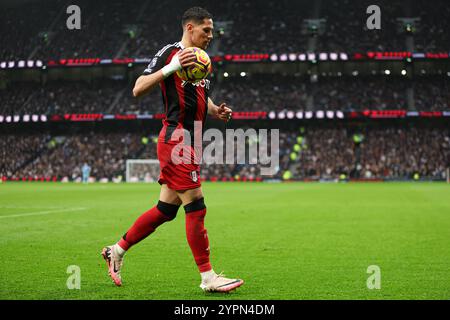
0,206,66,209
0,207,87,219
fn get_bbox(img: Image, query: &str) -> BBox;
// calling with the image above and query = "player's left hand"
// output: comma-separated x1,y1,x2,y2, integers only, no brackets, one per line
217,103,232,122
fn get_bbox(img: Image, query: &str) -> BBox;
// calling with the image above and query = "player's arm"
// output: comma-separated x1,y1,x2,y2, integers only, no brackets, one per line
133,50,196,97
133,71,165,97
208,97,232,122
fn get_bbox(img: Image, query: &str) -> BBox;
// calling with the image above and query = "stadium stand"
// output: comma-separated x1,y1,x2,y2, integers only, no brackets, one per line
1,0,449,183
2,126,448,181
1,75,448,115
1,0,449,60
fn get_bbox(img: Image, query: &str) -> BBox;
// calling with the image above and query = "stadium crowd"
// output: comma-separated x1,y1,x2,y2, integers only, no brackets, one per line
215,74,310,112
202,126,450,181
0,81,124,115
356,127,449,179
0,134,51,178
1,1,449,184
413,78,450,111
411,1,450,52
1,75,448,115
2,126,448,181
318,0,406,53
313,77,409,111
216,75,449,112
1,0,449,61
10,132,146,181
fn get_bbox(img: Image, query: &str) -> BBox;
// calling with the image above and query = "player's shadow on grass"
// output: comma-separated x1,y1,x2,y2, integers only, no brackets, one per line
202,289,242,296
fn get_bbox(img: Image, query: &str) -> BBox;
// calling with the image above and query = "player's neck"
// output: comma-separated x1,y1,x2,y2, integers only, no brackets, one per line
180,36,192,49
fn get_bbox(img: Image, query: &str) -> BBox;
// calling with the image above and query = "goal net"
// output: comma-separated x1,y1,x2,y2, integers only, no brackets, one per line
125,159,160,183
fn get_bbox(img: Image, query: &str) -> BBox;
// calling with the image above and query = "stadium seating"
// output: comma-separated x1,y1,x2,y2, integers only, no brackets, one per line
1,0,449,60
2,126,448,181
1,0,449,183
2,75,448,114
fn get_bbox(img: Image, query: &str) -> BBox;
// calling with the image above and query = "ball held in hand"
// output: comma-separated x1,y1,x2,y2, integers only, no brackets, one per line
176,47,212,83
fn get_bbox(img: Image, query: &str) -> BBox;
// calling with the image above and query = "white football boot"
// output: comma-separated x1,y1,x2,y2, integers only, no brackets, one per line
200,272,244,293
101,245,124,286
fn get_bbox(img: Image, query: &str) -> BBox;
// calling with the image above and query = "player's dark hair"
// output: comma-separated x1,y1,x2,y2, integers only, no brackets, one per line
181,7,212,27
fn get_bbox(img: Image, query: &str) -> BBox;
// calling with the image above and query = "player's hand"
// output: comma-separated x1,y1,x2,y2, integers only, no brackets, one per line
178,49,196,68
217,103,232,122
162,49,196,78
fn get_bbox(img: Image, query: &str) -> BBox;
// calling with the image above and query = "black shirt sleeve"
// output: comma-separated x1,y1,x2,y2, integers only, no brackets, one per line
142,44,174,76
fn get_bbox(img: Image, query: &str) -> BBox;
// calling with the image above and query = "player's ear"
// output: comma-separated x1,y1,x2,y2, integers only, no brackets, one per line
185,22,194,33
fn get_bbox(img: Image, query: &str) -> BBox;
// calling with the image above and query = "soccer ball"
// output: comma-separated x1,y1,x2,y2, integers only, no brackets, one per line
176,47,212,83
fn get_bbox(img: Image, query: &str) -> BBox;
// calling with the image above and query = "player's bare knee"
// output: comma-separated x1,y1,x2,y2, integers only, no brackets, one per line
160,184,182,205
177,187,203,205
157,200,180,221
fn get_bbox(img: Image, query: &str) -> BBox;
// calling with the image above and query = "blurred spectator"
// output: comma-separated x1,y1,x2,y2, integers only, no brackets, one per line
357,127,450,179
0,134,50,176
413,78,450,111
314,76,408,111
0,80,125,115
412,1,450,52
2,126,448,181
318,0,406,53
1,76,449,115
1,0,449,61
217,74,310,112
12,132,147,180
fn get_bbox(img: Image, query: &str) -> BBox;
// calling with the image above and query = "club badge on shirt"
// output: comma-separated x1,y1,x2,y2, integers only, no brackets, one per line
191,171,198,182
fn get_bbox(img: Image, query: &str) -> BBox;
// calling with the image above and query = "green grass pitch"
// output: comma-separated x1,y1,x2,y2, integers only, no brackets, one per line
1,182,449,300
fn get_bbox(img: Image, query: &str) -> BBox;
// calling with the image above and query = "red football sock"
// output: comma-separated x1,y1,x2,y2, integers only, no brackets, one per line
117,202,178,251
185,198,212,273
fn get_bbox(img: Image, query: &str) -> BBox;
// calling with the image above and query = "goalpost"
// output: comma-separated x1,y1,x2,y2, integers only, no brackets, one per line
125,159,160,183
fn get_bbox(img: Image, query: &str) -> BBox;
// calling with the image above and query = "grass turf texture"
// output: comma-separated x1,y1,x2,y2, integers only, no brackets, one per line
0,182,449,300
